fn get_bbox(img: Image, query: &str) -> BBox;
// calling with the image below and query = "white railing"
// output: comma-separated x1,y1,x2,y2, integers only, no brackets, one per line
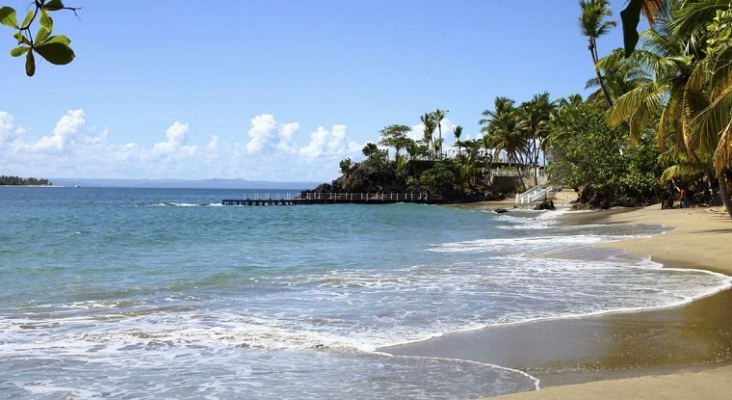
493,167,546,178
298,193,429,202
515,184,553,204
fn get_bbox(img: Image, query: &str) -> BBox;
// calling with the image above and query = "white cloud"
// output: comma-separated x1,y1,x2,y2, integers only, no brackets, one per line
208,135,219,149
0,111,26,148
53,109,86,137
245,114,299,154
153,122,195,156
0,110,365,182
299,124,360,158
28,109,87,153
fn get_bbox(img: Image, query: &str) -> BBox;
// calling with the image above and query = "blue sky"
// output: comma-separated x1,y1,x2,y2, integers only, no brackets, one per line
0,0,631,183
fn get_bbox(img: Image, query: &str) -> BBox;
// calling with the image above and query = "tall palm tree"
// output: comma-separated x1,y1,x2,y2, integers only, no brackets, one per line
432,109,449,158
420,113,436,159
685,5,732,217
547,94,586,141
586,48,653,107
480,96,529,191
517,93,556,185
604,13,698,149
453,125,463,156
580,0,617,107
545,94,588,164
607,1,732,217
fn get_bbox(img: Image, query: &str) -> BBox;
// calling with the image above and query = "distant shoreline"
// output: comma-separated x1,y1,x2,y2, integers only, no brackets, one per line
47,178,322,190
0,184,55,187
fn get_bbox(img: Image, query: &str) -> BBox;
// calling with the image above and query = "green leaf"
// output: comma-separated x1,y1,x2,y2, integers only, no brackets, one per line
43,0,65,11
10,46,30,57
621,0,642,58
34,41,75,65
39,9,52,30
35,26,51,44
13,30,30,45
21,9,34,29
43,34,71,46
0,6,19,29
25,50,35,77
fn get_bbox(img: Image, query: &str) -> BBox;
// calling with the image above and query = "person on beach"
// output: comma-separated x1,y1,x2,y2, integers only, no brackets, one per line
679,187,688,208
663,184,675,209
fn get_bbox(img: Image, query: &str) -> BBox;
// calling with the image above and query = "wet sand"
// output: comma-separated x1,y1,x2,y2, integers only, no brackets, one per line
382,205,732,399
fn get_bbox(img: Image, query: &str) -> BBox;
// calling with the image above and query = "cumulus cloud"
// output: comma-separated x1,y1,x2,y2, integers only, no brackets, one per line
245,114,299,154
299,124,360,158
153,122,196,156
0,109,365,182
29,109,88,153
0,111,26,148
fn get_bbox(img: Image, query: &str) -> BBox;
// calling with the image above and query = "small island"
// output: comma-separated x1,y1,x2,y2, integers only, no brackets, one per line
0,175,52,186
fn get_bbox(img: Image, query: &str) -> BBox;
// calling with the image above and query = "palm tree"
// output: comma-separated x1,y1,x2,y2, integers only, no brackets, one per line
547,94,587,149
480,96,529,191
453,125,464,156
606,1,732,217
420,113,436,159
604,13,699,150
432,109,449,158
685,5,732,217
579,0,617,107
518,92,556,184
586,48,653,107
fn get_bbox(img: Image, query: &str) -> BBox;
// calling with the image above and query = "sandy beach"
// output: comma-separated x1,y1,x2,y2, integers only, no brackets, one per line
493,205,732,399
385,203,732,399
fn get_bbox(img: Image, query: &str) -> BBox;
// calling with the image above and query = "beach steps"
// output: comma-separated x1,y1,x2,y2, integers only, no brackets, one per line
222,193,437,206
515,184,556,204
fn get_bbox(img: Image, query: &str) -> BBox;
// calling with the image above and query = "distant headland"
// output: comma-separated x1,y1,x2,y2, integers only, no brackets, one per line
0,175,52,186
47,178,320,190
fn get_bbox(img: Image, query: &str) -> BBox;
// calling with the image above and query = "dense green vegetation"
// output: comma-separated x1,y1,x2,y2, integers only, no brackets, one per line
315,0,732,217
0,175,52,185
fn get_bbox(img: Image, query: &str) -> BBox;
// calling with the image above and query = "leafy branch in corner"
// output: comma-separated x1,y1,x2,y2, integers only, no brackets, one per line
0,0,80,76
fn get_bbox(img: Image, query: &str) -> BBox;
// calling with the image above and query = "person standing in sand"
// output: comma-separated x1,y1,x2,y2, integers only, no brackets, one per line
664,184,675,209
679,187,688,208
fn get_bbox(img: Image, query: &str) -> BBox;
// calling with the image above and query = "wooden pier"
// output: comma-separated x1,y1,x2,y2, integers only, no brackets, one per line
222,193,436,206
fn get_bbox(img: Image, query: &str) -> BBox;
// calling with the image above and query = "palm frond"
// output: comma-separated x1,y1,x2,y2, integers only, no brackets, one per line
714,118,732,174
660,162,707,182
606,81,660,134
640,0,663,26
709,46,732,98
691,83,732,157
670,0,730,40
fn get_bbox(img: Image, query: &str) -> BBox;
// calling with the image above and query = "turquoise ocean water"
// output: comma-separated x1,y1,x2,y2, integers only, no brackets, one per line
1,187,730,399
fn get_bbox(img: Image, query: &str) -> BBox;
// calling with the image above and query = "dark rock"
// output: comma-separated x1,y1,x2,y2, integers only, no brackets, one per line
533,199,555,210
494,208,508,214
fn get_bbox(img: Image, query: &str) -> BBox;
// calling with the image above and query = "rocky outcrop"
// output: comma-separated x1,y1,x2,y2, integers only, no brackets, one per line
533,199,555,210
574,185,658,210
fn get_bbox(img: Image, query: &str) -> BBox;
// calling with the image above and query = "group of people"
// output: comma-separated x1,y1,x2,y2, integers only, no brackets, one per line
664,180,691,209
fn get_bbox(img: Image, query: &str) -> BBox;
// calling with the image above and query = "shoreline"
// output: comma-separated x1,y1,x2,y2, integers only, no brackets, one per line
494,205,732,399
385,203,732,399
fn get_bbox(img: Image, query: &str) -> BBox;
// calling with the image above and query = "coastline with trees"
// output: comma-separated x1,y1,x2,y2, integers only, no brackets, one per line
306,0,732,218
0,175,52,186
